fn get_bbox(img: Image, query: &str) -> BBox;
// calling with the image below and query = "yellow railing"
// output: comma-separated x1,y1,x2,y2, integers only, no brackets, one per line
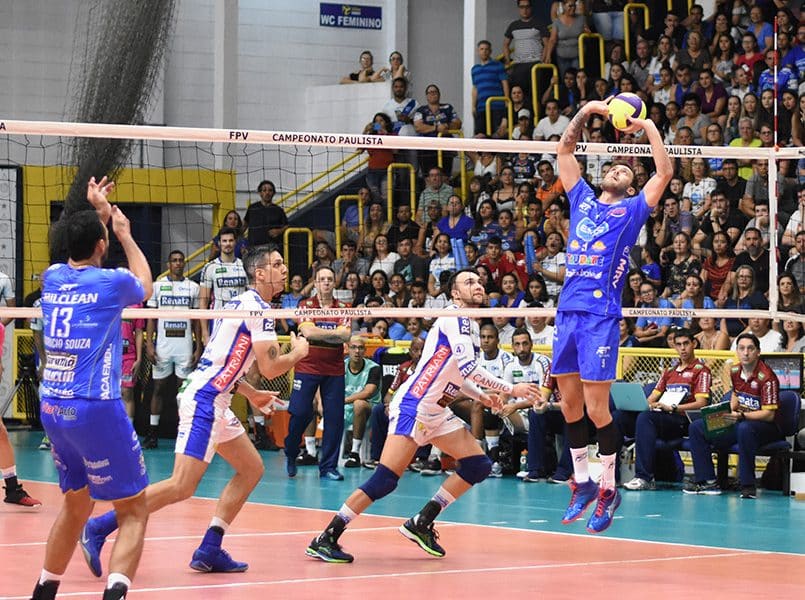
437,130,468,202
624,3,650,62
579,33,605,80
485,95,513,139
283,155,369,214
531,63,559,123
283,227,313,290
276,151,365,209
386,163,417,219
334,195,361,258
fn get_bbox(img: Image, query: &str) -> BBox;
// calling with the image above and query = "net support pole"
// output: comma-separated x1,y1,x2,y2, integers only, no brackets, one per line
769,151,780,320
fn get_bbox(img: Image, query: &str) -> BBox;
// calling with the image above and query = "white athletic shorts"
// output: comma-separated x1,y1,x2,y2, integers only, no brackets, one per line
152,354,194,380
174,394,245,463
388,403,465,446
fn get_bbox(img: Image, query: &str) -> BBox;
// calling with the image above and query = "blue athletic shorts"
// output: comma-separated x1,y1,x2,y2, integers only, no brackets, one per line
41,398,148,501
551,311,620,381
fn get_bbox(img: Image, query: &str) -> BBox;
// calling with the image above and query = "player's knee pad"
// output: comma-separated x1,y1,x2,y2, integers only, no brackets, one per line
483,410,503,430
456,454,492,485
359,464,399,501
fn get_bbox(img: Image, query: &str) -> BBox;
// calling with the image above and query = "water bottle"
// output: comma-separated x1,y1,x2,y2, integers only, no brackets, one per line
519,450,528,472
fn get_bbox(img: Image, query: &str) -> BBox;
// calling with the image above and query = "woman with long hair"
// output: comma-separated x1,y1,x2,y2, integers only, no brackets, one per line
735,32,764,78
491,165,518,213
493,271,526,327
704,124,726,177
469,199,500,255
368,233,400,278
662,232,701,299
623,268,647,308
649,102,669,137
720,94,742,142
724,265,767,337
357,201,388,258
702,231,736,305
781,318,805,353
358,269,392,306
427,233,456,297
694,316,730,351
683,158,716,219
466,175,492,216
664,100,681,144
777,272,804,313
521,273,553,307
497,208,523,253
740,92,761,132
387,273,410,307
673,274,715,328
334,271,361,306
712,32,737,84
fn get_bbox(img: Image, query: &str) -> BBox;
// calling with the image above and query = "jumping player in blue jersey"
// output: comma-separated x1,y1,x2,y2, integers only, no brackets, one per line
80,245,308,578
552,101,672,533
306,268,540,563
31,177,153,600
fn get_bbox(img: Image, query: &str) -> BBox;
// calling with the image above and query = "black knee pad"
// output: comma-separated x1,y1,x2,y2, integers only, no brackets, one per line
359,464,399,501
456,454,492,485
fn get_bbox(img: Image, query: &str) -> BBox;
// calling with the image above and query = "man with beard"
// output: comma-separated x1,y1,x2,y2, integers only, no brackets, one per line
551,100,673,533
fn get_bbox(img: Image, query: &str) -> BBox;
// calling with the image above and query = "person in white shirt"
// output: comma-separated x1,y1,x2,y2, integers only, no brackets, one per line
500,328,551,435
730,317,783,352
533,99,571,141
524,301,555,346
199,228,247,345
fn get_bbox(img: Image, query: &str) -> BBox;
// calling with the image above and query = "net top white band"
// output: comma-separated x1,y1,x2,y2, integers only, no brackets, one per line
0,118,792,160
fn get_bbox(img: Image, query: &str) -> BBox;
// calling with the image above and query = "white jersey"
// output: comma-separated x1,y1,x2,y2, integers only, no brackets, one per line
0,271,13,304
504,353,551,405
391,309,514,416
479,349,515,380
200,258,247,309
147,276,200,354
178,288,277,408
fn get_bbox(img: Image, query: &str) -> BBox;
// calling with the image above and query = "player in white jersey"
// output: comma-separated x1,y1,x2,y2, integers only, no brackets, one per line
199,227,247,345
500,328,551,434
477,322,515,475
81,245,309,577
143,250,201,448
307,268,540,563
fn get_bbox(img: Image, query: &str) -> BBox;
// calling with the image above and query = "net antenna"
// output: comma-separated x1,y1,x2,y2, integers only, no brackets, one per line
50,0,178,264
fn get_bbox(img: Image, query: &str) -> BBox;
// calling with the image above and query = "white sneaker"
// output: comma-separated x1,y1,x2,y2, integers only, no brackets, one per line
516,470,528,479
623,477,655,491
489,462,503,478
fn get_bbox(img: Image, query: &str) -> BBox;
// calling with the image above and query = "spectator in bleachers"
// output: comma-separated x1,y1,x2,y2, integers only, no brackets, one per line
721,95,742,142
413,85,462,176
464,241,480,266
784,231,805,295
387,273,410,308
676,31,711,80
778,90,797,146
704,124,726,177
741,91,763,131
661,232,701,299
672,274,715,329
736,32,765,80
695,69,728,122
522,273,553,308
715,159,747,215
655,195,694,251
623,268,647,308
533,99,570,141
303,240,337,296
777,271,804,315
415,199,443,257
619,318,638,347
494,271,525,318
466,176,493,216
700,230,738,304
416,167,452,225
340,50,382,84
472,40,509,136
511,109,535,140
590,0,627,43
427,233,456,296
209,209,247,260
469,150,500,184
332,239,369,289
781,316,805,353
424,270,453,315
244,179,288,250
524,301,554,346
495,84,531,138
491,166,518,213
730,317,783,352
477,264,500,302
591,77,610,101
386,204,420,251
367,234,400,278
535,160,564,209
649,101,670,137
543,2,588,75
679,93,712,145
502,1,549,93
380,51,413,87
526,358,572,483
740,159,769,218
732,227,771,294
394,237,428,285
735,200,781,253
607,62,625,95
362,113,396,204
480,236,523,291
279,274,306,334
359,271,392,307
623,327,711,492
747,5,774,53
728,118,761,182
670,64,697,107
334,271,360,306
511,154,538,188
357,202,388,258
727,67,753,104
724,264,768,337
640,245,662,289
712,33,738,86
629,39,654,92
663,100,681,143
575,68,593,105
535,231,566,302
382,77,418,173
342,336,382,469
683,157,716,219
633,282,674,348
523,198,547,246
695,316,730,351
497,208,523,253
783,188,805,249
757,91,776,133
434,195,474,243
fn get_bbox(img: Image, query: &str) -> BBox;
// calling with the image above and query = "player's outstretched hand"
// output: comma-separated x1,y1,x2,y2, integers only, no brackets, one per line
288,331,309,359
511,382,540,402
479,392,505,412
87,176,115,224
109,205,132,241
250,389,283,416
582,98,612,117
621,116,654,135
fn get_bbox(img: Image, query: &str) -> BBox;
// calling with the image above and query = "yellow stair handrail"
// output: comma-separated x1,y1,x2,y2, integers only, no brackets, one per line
485,95,514,139
624,3,650,62
276,150,364,208
437,130,468,202
334,195,361,258
530,63,559,123
386,163,417,221
283,227,313,291
579,33,605,80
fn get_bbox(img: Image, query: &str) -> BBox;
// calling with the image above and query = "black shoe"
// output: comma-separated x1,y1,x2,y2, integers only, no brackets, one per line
420,458,443,476
740,485,757,499
142,428,158,449
399,517,445,557
408,457,427,472
344,452,361,468
31,580,59,600
253,426,279,451
305,533,354,563
102,582,128,600
4,483,42,507
296,450,319,466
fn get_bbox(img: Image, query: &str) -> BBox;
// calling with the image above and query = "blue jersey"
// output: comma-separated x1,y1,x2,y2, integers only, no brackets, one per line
559,178,651,318
40,263,145,400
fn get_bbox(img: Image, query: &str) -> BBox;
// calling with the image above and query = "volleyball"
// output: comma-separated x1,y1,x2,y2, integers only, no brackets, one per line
607,93,646,130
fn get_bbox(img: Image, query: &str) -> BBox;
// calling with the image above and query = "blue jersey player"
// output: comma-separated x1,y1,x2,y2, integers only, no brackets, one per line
31,177,154,600
80,245,308,578
552,102,672,533
306,268,540,563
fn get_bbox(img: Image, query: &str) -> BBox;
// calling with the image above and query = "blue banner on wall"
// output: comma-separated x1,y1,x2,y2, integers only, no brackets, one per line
319,3,382,30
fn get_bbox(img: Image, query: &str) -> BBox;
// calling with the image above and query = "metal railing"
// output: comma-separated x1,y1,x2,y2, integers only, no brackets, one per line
579,33,605,80
485,95,513,139
437,130,468,202
283,227,313,290
386,163,417,218
624,3,650,62
530,63,559,123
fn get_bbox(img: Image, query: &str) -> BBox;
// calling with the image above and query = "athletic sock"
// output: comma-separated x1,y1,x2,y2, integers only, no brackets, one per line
600,452,617,490
1,465,17,479
351,438,362,453
38,569,61,586
103,573,131,600
149,415,160,427
570,447,590,483
304,436,317,456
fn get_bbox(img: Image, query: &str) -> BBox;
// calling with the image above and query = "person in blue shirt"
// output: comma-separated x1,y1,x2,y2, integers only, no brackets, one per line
471,40,509,135
551,100,673,534
31,177,153,600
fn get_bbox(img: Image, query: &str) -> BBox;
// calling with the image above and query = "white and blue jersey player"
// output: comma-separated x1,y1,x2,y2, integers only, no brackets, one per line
80,246,309,578
307,268,540,564
31,177,154,600
552,101,673,534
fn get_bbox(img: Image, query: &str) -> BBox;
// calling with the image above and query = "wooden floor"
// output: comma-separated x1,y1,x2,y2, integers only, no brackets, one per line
1,431,804,599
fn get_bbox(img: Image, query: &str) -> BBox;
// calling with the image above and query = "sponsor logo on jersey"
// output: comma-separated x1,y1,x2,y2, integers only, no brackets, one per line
567,254,602,266
212,332,251,391
161,296,193,307
608,207,627,218
569,240,581,250
592,240,607,251
575,217,610,242
443,382,460,398
216,276,247,287
458,317,472,335
412,345,451,397
46,353,78,370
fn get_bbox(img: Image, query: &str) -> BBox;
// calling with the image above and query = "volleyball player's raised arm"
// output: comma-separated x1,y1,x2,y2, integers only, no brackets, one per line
556,101,610,192
631,117,674,208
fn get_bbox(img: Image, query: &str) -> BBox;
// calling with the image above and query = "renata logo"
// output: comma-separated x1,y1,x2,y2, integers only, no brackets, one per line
213,333,251,391
412,345,451,397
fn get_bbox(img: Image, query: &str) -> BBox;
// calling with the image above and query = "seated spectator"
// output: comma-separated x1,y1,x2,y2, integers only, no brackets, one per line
533,99,570,141
535,232,566,302
401,317,427,342
731,227,770,295
784,231,805,294
521,273,553,308
628,38,653,92
661,232,701,299
652,65,675,106
468,149,500,183
623,328,711,491
676,31,711,80
379,50,412,87
512,109,535,140
623,269,647,308
619,318,638,347
695,316,730,350
603,41,627,80
734,201,780,253
413,84,462,176
386,204,421,251
729,118,762,181
424,270,452,314
479,236,523,291
730,315,781,353
357,202,389,258
340,50,383,84
209,210,247,260
383,77,418,138
747,5,774,53
524,301,554,346
434,195,474,243
342,336,382,468
714,159,747,216
415,199,444,257
278,274,307,334
466,175,493,214
361,113,396,203
640,246,662,289
302,240,336,296
711,33,737,86
685,333,781,499
655,196,694,251
780,317,805,353
334,271,361,306
393,237,428,285
670,64,697,108
704,124,726,177
358,270,392,307
683,158,716,220
492,272,525,325
416,167,452,224
332,239,369,288
498,208,523,253
491,166,518,213
679,93,712,145
701,231,736,304
739,160,769,218
672,274,715,329
427,233,456,296
387,273,410,308
720,94,742,142
368,234,400,278
535,161,564,210
723,265,769,337
735,32,765,80
633,283,674,347
543,200,570,246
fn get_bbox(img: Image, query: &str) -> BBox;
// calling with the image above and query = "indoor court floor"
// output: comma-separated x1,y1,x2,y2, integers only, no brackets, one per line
1,430,803,599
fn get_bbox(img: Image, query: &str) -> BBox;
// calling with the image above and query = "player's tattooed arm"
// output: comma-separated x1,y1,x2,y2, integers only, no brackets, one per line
558,110,588,154
267,345,278,360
